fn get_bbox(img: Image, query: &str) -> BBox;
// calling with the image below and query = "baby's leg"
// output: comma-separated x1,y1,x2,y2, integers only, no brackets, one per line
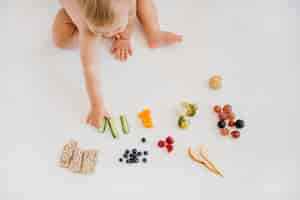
136,0,182,48
52,8,78,49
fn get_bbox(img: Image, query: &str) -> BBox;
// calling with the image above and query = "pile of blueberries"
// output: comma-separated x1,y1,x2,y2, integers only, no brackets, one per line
118,137,149,164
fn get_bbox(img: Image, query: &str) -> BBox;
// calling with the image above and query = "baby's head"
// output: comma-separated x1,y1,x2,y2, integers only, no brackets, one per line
77,0,129,37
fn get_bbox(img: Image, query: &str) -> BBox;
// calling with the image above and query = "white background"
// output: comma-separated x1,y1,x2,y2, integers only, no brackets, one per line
1,0,299,199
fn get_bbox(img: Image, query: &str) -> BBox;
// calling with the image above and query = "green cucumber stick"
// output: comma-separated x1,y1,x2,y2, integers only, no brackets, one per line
108,118,119,139
120,114,129,134
98,118,107,133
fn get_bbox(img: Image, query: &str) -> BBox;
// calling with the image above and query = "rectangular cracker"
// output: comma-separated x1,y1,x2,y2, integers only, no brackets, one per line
81,149,98,174
59,140,78,168
69,148,84,173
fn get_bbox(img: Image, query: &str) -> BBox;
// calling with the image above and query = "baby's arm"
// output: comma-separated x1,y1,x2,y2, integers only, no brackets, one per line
59,2,108,128
115,22,133,40
114,0,136,40
79,31,109,128
111,0,136,61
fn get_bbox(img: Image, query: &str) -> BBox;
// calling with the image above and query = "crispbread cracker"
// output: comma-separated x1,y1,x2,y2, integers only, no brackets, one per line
59,140,78,168
69,148,83,173
81,149,97,174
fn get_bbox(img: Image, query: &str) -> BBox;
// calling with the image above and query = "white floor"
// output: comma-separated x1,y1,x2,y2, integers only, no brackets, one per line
1,0,299,199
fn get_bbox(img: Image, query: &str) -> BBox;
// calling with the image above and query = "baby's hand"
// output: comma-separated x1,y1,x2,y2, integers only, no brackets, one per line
111,38,132,62
86,107,110,129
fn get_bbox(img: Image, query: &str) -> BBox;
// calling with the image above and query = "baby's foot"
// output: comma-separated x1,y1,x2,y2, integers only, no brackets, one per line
147,31,183,48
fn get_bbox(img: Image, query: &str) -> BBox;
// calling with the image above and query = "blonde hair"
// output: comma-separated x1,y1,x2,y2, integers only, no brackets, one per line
77,0,115,26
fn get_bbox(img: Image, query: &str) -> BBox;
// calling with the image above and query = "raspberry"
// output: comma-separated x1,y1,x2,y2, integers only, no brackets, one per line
166,144,174,153
158,140,165,148
166,136,175,145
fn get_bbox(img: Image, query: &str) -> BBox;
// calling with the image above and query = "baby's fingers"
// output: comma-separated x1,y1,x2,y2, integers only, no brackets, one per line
114,48,121,60
115,34,121,40
104,112,111,119
111,47,117,53
128,47,133,56
119,48,125,61
92,120,100,129
123,49,128,61
117,49,123,60
87,119,94,128
86,116,91,124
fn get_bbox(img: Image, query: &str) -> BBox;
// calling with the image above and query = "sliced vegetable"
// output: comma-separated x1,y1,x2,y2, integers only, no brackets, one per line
139,109,151,118
178,115,190,129
143,120,153,128
98,119,107,134
139,109,154,128
120,115,129,134
107,118,119,139
181,102,198,117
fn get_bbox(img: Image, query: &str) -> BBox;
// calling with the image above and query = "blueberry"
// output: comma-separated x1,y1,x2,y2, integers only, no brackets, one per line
235,119,245,129
132,149,137,154
137,152,142,156
126,160,129,163
125,150,130,154
141,137,147,143
132,153,137,158
123,154,128,158
119,158,123,162
217,120,226,129
142,158,147,163
143,151,148,156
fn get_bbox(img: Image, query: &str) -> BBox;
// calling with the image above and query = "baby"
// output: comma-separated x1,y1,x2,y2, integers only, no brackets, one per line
52,0,182,128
